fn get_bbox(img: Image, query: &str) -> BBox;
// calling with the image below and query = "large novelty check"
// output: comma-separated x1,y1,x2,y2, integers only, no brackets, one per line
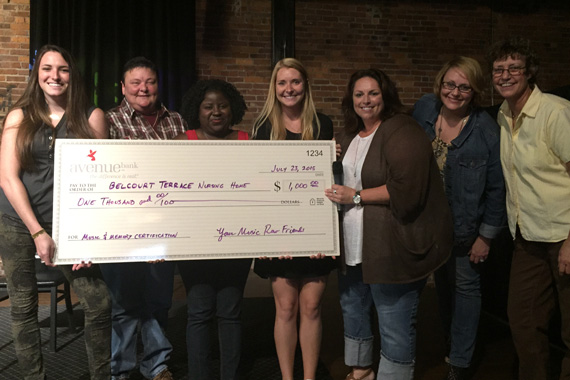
53,139,339,264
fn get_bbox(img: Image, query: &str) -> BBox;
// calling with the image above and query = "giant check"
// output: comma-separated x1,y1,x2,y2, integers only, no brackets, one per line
53,139,339,264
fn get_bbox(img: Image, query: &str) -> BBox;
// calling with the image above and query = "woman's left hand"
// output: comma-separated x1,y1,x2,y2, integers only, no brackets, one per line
469,236,491,264
558,238,570,275
310,253,336,260
34,233,56,267
72,261,93,271
325,185,355,205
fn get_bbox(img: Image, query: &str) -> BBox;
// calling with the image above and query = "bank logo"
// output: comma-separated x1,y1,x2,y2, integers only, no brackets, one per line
87,150,97,161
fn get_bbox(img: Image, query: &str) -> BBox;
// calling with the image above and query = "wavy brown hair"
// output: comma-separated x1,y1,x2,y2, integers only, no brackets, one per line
342,68,403,134
2,45,94,171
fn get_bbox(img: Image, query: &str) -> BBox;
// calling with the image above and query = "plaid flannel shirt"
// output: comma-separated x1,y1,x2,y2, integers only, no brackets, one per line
106,98,187,140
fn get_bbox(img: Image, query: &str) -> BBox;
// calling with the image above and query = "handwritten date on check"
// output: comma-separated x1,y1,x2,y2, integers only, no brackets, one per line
52,139,339,264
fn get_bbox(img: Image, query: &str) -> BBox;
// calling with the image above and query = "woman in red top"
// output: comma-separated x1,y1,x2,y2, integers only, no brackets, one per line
175,79,250,380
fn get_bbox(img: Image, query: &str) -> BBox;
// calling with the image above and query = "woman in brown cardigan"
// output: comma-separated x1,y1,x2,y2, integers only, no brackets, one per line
325,68,453,380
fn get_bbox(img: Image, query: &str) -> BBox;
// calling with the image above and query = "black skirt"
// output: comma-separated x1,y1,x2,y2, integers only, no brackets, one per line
253,256,337,279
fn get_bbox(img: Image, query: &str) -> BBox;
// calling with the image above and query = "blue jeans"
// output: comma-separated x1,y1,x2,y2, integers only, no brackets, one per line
178,259,251,380
100,262,174,379
372,279,425,379
338,265,375,367
434,245,481,368
0,214,111,380
339,265,425,380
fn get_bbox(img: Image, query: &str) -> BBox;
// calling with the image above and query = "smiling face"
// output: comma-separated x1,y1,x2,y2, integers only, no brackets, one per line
198,90,233,137
352,76,384,125
38,51,70,100
275,67,305,110
122,67,159,114
440,67,474,115
492,56,531,104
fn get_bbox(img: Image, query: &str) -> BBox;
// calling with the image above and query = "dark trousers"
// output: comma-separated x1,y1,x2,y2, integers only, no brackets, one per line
0,213,111,380
507,231,570,380
178,259,251,380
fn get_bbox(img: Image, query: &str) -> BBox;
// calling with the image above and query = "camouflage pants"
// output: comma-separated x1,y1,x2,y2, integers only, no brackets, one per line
0,213,112,380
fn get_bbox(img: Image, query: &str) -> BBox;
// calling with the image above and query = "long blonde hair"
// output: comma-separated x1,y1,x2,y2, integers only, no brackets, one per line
252,58,320,140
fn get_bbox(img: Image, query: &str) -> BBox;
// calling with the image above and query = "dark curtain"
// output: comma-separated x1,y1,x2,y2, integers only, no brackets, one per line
30,0,196,112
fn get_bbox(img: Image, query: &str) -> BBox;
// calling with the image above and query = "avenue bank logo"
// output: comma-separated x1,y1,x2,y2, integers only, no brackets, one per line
67,150,139,173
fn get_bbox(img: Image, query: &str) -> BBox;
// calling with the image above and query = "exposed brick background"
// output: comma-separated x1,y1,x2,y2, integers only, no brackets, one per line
2,0,570,132
0,0,29,118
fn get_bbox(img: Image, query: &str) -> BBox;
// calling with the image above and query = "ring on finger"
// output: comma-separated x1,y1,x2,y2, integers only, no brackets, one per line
333,190,337,194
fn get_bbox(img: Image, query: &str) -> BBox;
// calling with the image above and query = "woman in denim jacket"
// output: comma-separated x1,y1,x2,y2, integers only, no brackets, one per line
412,56,506,380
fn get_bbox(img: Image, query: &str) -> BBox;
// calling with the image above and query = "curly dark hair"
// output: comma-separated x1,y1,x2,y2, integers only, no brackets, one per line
180,79,247,129
342,68,403,134
487,37,539,88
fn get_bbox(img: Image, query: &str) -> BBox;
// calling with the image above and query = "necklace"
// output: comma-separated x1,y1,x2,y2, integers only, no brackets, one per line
151,111,160,128
510,110,519,130
434,107,469,158
437,107,469,140
140,110,160,129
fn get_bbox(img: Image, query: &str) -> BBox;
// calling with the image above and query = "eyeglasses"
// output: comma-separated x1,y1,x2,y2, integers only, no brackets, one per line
492,66,526,77
442,82,473,93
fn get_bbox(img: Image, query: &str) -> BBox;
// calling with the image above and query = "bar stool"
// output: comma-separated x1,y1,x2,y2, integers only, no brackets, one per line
0,259,75,351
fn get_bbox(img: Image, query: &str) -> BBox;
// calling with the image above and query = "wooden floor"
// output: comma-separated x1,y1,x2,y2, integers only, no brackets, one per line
8,271,520,380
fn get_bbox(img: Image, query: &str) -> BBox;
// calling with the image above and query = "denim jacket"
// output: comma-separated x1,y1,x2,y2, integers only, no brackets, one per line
412,94,506,244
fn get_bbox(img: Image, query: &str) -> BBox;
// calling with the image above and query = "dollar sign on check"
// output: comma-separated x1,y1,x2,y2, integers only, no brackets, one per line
274,181,281,192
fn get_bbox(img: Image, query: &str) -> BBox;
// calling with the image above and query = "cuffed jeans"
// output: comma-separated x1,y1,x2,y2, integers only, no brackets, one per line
507,230,570,380
100,261,174,379
0,213,111,380
338,264,425,380
178,259,251,380
338,265,375,368
434,244,481,368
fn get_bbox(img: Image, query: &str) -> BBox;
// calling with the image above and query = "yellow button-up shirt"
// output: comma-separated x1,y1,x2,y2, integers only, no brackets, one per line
498,87,570,242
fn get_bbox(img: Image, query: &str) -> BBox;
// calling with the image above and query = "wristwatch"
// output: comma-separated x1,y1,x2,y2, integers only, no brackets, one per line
352,190,362,205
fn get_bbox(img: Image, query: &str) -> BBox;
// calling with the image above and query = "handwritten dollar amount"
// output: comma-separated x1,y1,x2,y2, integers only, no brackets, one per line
274,180,321,192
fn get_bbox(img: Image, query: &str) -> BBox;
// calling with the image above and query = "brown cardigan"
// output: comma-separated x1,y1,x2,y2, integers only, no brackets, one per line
337,114,453,284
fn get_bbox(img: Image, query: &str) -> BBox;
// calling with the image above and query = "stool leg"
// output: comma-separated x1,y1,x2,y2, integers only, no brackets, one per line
64,281,75,332
50,286,57,352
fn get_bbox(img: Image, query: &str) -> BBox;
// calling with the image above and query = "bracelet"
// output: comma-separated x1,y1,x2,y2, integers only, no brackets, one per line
31,228,46,239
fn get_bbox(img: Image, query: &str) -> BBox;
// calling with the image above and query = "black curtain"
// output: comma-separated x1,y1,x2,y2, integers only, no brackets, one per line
30,0,196,112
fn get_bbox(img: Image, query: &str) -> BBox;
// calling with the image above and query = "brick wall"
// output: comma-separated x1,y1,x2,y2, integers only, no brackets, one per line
2,0,570,131
199,0,570,130
0,0,29,119
195,0,273,130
